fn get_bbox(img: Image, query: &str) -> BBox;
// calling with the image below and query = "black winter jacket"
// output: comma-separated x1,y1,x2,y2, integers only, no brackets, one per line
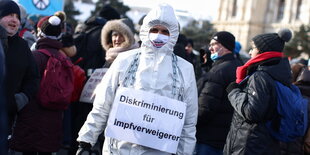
72,17,106,78
224,57,292,155
4,34,40,127
196,53,242,149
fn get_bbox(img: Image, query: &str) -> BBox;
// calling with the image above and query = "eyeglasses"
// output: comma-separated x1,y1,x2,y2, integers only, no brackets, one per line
250,46,258,51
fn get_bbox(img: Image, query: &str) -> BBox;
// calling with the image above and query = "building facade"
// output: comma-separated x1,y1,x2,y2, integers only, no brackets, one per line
212,0,310,50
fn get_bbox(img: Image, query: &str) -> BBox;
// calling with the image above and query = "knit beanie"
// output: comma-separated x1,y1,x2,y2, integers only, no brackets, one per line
99,5,121,21
40,16,62,37
37,16,51,29
54,11,66,22
212,31,235,51
0,1,20,21
54,11,66,30
252,28,292,52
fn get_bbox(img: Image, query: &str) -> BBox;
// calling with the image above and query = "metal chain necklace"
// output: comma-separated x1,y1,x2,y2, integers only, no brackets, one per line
122,52,184,101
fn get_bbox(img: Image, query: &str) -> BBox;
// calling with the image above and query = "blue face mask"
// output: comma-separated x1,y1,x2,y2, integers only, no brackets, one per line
210,52,220,60
210,48,223,60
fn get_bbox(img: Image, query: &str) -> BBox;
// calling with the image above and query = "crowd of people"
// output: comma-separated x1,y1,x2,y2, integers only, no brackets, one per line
0,0,309,155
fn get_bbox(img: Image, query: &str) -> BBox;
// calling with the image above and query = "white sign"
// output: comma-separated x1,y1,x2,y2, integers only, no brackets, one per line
105,87,187,154
79,68,108,103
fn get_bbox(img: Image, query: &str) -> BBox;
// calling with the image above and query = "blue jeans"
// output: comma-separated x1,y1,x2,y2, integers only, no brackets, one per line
195,143,223,155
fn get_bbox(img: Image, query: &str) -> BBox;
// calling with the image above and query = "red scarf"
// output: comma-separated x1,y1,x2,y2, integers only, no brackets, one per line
236,52,283,83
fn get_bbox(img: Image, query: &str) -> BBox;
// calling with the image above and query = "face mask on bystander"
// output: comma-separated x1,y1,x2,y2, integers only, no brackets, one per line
210,48,223,60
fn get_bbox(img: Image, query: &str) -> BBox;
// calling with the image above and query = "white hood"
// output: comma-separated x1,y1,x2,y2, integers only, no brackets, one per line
139,3,179,54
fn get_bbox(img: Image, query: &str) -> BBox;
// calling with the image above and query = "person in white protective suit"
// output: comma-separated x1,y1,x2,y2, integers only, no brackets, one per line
76,3,198,155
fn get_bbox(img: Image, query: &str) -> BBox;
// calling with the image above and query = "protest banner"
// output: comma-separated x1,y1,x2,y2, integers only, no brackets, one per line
106,87,186,153
79,68,108,103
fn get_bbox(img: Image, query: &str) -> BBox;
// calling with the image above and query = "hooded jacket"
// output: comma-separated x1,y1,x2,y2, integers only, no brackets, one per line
101,19,138,66
224,57,292,155
77,4,198,155
72,17,107,77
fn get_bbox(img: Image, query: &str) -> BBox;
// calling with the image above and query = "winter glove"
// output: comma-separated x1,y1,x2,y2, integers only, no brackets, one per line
61,33,74,47
76,142,92,155
14,93,29,111
226,82,240,94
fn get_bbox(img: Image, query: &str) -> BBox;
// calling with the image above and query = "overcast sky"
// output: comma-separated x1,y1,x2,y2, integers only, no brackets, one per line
77,0,219,22
122,0,219,20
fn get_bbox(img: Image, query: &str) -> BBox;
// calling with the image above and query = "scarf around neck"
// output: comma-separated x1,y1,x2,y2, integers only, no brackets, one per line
236,51,283,83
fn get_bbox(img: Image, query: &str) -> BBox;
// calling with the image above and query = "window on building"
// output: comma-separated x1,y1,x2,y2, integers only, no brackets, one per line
232,0,237,17
296,0,302,20
276,0,285,21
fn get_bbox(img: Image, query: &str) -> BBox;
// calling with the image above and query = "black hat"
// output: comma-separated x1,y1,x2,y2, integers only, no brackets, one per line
212,31,235,51
99,5,120,21
41,16,62,37
252,28,292,52
0,1,20,21
188,39,194,47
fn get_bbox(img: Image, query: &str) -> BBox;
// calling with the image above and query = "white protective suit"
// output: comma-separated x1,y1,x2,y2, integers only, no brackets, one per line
77,3,198,155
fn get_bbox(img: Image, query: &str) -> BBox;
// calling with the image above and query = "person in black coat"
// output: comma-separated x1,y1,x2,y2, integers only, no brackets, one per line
72,4,121,78
196,31,242,155
173,33,189,62
224,29,292,155
0,0,40,134
70,5,121,154
0,24,7,155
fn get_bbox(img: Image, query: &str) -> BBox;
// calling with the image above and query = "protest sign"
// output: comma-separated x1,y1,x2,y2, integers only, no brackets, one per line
79,68,108,103
105,87,186,153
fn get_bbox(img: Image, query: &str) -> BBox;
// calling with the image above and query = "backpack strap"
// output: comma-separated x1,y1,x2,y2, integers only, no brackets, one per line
37,49,67,60
257,71,284,130
37,49,52,57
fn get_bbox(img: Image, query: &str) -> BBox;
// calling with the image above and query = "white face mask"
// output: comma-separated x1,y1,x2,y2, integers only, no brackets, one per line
149,33,169,48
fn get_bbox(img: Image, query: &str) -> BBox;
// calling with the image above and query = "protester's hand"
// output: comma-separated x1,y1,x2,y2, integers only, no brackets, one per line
61,33,74,47
76,142,92,155
14,93,29,111
226,82,240,93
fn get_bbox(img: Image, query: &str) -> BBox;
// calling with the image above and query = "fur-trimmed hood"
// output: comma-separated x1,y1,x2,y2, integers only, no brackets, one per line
101,19,135,51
